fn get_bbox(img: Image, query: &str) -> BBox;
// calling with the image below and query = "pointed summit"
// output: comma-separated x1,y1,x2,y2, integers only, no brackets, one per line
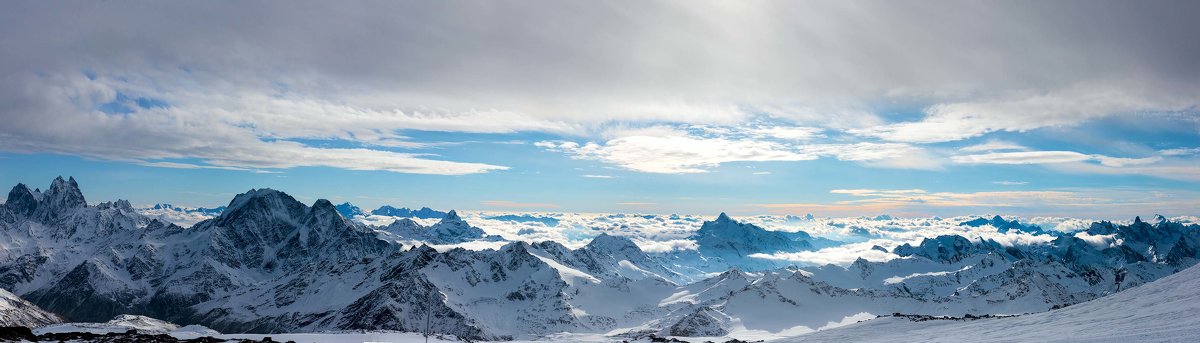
311,199,337,213
217,188,307,224
4,183,39,216
716,212,732,222
334,202,364,218
41,176,86,210
585,233,640,252
441,209,462,222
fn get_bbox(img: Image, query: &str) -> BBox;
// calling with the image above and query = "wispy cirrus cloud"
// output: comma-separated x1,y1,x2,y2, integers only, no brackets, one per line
854,85,1198,143
1161,147,1200,156
754,188,1200,218
951,150,1162,167
959,141,1029,153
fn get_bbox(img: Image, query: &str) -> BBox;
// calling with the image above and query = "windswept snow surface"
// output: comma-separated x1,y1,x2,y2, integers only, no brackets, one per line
36,314,189,335
779,263,1200,343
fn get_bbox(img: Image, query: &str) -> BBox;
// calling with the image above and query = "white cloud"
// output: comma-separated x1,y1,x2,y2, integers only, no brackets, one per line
539,126,942,173
634,239,699,253
3,1,1197,172
959,141,1028,153
1160,147,1200,156
754,187,1200,218
951,151,1161,167
750,241,899,266
749,126,824,141
992,181,1028,186
0,73,510,175
801,143,943,170
538,130,817,174
1073,232,1118,249
1026,217,1098,232
855,85,1197,143
580,174,615,179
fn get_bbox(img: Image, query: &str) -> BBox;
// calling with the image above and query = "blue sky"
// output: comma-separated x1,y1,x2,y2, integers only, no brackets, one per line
0,1,1197,219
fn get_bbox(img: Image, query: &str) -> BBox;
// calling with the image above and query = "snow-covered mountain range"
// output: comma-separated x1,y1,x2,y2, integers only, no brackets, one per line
780,260,1200,342
1,177,1197,341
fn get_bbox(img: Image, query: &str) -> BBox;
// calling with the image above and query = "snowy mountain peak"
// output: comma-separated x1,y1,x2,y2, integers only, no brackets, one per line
312,198,337,212
959,215,1045,235
3,177,88,219
4,183,39,215
309,199,345,224
335,202,365,218
694,212,814,256
219,188,306,222
893,235,978,263
379,209,497,244
370,205,448,219
41,175,87,210
96,199,134,212
584,233,640,252
442,209,462,222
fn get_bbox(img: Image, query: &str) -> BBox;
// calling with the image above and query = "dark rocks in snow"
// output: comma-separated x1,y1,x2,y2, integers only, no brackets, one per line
0,326,36,341
886,312,1016,322
665,308,727,337
1,326,296,343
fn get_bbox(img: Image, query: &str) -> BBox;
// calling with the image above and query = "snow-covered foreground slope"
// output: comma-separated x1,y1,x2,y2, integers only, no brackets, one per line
778,262,1200,343
0,287,60,327
36,314,184,334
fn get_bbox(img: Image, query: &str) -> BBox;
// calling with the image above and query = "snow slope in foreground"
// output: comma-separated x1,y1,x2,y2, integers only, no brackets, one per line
778,263,1200,343
179,332,609,343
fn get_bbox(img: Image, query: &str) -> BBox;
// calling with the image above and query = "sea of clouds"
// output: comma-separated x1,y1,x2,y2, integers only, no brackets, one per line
140,206,1195,267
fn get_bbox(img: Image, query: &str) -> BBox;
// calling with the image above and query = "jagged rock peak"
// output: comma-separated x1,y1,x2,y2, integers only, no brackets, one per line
715,212,732,222
894,235,977,263
5,183,39,215
218,188,307,222
387,217,421,228
312,199,337,212
334,202,364,218
41,176,87,209
96,199,134,211
442,209,462,222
